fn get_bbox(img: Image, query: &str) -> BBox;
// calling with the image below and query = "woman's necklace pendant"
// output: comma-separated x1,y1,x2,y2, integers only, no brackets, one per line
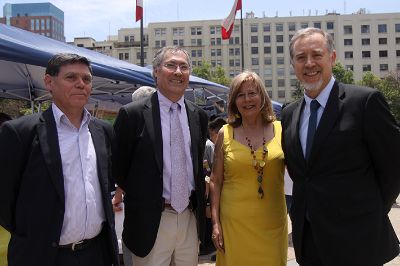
259,161,266,168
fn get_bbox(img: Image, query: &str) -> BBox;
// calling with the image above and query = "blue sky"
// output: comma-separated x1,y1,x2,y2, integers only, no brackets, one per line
0,0,398,42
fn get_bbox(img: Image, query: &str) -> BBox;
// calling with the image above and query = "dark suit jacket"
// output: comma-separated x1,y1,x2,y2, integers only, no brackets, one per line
0,107,119,266
114,92,208,257
281,82,400,266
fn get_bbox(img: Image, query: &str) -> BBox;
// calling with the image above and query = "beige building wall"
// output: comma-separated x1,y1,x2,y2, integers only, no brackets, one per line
73,11,400,103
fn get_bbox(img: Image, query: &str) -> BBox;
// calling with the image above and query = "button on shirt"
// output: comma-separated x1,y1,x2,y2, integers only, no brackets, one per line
157,91,195,202
299,77,335,157
52,104,105,245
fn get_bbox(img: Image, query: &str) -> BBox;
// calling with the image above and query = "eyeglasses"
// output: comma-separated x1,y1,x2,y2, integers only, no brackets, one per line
163,62,190,73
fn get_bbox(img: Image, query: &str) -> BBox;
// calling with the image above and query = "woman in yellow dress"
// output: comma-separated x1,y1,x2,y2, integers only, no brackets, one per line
210,71,287,265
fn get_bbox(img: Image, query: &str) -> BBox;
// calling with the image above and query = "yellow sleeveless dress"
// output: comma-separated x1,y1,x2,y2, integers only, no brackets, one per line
216,121,287,266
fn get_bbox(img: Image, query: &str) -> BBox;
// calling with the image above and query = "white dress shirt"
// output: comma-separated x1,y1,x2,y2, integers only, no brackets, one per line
52,103,105,245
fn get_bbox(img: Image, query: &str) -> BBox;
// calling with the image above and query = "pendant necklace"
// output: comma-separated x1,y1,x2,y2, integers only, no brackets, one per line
244,126,268,199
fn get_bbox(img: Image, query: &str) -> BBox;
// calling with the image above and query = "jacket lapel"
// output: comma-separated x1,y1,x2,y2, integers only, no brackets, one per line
88,120,110,196
143,93,163,172
185,100,200,177
291,99,307,166
37,107,65,204
309,81,344,163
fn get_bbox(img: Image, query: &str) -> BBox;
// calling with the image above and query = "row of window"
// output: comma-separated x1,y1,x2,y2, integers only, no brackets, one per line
118,52,148,60
344,37,400,46
30,18,63,33
344,24,400,34
344,50,400,59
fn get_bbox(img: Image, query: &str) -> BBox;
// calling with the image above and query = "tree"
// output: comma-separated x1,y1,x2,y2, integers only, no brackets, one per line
291,80,303,101
358,71,400,123
192,62,231,86
333,62,354,84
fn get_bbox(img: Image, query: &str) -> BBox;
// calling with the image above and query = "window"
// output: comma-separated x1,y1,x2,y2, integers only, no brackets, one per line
191,50,197,57
276,46,284,53
361,25,370,34
264,57,272,65
362,64,371,71
378,24,387,33
379,38,387,45
119,53,123,60
235,48,240,55
343,25,352,34
211,38,222,45
362,38,370,45
250,24,258,33
395,24,400,32
41,19,45,30
263,23,271,32
173,27,184,36
235,59,240,66
267,91,272,98
251,47,259,55
251,36,258,43
278,79,285,87
136,52,147,59
396,37,400,44
229,37,240,45
265,80,272,87
276,23,283,31
173,39,184,46
264,68,272,76
278,90,286,98
345,65,353,71
397,50,400,57
344,51,353,59
313,22,321,29
46,19,50,30
191,39,202,46
344,39,353,46
362,51,371,58
276,35,283,42
129,36,135,43
229,48,234,56
379,50,388,57
264,47,271,54
288,22,296,31
234,25,240,33
155,28,166,37
30,19,34,30
229,59,234,67
326,22,334,30
264,35,271,43
397,64,400,70
210,26,221,34
210,49,222,56
251,58,259,66
290,79,298,86
300,22,308,29
277,57,284,64
191,27,202,35
277,68,285,76
380,64,388,71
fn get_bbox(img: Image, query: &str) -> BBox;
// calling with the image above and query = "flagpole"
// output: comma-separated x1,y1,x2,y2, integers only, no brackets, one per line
240,6,244,71
140,17,144,67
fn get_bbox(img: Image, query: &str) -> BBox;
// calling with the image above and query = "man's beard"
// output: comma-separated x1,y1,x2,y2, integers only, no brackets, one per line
302,78,323,92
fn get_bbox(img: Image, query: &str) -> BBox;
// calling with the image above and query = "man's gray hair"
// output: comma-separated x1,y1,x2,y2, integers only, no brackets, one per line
152,46,192,82
132,86,156,102
289,27,335,63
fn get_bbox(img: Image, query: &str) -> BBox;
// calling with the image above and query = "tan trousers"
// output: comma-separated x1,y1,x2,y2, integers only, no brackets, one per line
131,208,198,266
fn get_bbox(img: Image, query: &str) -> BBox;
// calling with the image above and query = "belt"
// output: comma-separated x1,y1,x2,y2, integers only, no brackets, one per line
58,232,101,251
163,200,194,212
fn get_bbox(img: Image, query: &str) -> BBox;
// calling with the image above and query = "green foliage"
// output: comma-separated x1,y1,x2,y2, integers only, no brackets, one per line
0,227,9,266
333,62,354,84
192,62,231,86
19,101,51,116
358,71,400,123
291,80,303,101
0,99,29,118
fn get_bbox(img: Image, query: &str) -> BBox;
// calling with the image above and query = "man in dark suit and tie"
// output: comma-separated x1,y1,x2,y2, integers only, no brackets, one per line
281,27,400,266
0,53,119,266
112,46,208,265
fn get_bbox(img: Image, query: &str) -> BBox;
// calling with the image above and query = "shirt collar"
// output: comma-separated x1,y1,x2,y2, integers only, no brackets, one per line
51,103,91,128
303,76,335,109
157,90,185,111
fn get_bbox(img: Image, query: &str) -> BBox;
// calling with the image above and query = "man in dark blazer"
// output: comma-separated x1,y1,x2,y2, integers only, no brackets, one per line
0,54,119,266
113,46,208,265
281,27,400,266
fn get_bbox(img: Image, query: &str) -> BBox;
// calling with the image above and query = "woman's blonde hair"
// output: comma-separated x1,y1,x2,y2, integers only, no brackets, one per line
227,71,275,127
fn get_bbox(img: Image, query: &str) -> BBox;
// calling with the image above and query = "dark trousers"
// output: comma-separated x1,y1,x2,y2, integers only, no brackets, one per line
55,230,112,266
300,220,323,266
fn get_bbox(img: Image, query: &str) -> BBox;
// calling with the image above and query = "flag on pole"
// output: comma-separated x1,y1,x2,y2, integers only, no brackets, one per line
221,0,242,40
136,0,143,22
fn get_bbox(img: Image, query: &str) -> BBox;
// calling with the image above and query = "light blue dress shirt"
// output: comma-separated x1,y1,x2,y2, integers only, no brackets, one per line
299,77,335,157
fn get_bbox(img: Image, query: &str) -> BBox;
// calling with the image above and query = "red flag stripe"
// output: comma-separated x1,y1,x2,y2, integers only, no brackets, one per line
221,0,242,40
136,0,143,22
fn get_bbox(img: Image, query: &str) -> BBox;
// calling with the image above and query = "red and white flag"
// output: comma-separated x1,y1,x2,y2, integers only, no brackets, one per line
136,0,143,22
221,0,242,40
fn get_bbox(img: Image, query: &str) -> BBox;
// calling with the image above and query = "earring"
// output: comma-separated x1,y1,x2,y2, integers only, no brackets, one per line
235,113,241,118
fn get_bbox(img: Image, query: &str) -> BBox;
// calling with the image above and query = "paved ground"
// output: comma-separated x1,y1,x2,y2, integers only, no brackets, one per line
199,197,400,266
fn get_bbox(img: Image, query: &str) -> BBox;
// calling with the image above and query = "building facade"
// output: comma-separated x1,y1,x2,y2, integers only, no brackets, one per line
74,10,400,103
1,3,65,41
